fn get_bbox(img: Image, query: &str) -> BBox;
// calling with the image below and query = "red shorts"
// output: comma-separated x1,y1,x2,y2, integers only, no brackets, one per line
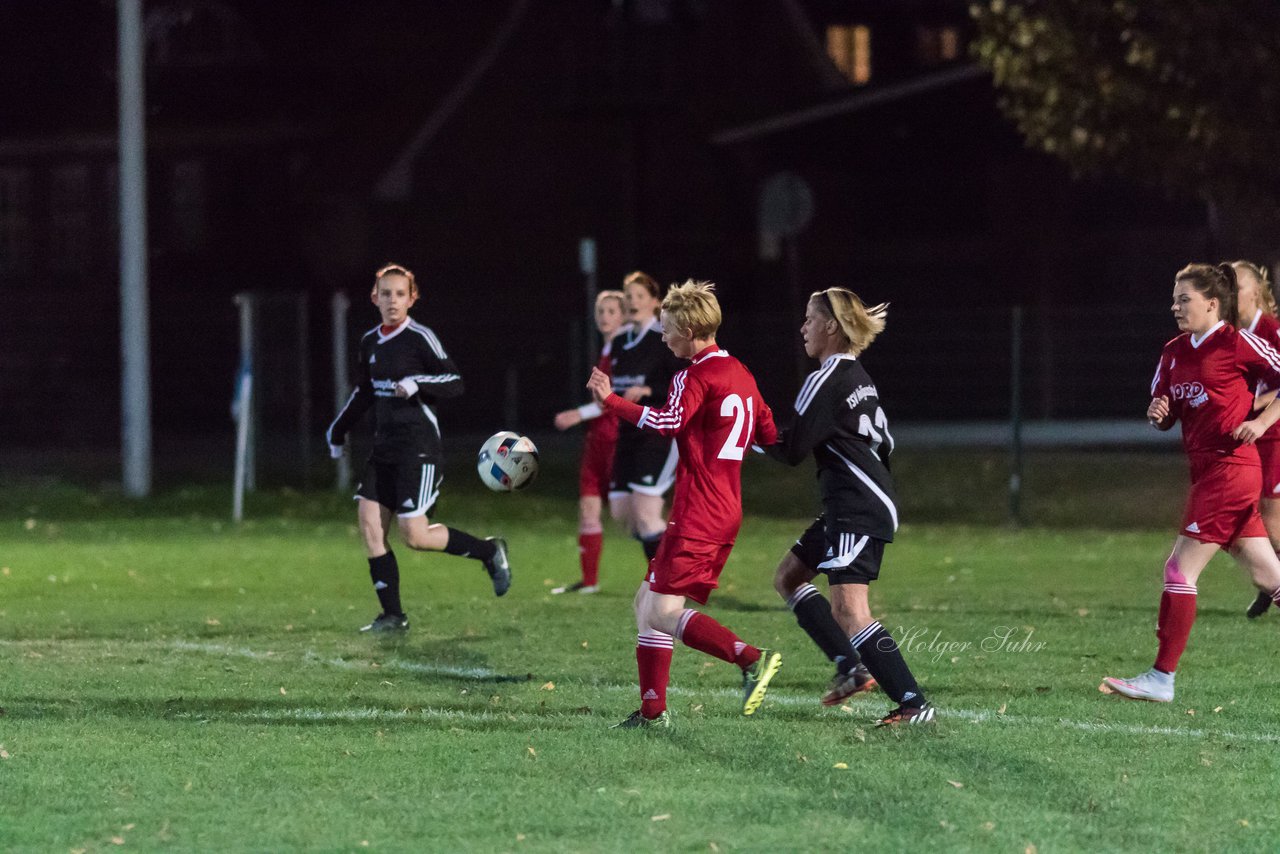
1258,437,1280,498
646,536,733,605
578,432,615,499
1181,458,1266,546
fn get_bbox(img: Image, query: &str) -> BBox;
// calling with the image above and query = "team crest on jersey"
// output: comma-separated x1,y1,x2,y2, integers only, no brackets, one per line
1171,381,1208,408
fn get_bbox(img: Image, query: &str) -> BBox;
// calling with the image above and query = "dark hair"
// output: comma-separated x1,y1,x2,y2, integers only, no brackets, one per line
1175,263,1237,324
623,270,660,299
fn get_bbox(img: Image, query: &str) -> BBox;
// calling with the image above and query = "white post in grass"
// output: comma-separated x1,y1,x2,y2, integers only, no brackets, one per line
331,291,351,492
232,293,256,520
232,370,253,523
118,0,151,497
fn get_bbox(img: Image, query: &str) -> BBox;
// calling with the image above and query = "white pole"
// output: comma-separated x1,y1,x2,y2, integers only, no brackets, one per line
236,293,257,492
232,372,253,523
331,291,351,492
118,0,151,497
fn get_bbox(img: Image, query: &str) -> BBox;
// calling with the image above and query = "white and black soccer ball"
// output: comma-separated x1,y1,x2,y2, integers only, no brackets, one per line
477,431,539,492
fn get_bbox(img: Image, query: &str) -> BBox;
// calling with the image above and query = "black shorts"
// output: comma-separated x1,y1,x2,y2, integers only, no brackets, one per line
356,459,442,518
609,433,677,498
790,515,885,585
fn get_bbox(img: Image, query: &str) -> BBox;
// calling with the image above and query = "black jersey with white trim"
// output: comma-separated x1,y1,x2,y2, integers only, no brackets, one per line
765,353,899,542
326,318,464,464
609,318,683,442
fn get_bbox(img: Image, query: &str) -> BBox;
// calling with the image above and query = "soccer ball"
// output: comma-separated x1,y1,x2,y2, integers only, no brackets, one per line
477,431,539,492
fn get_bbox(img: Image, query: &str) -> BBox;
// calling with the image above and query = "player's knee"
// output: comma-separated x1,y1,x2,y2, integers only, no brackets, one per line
1163,555,1187,586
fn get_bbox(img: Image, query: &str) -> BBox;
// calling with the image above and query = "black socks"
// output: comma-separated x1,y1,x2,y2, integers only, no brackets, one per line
789,584,861,672
368,551,403,616
444,528,497,562
851,621,925,707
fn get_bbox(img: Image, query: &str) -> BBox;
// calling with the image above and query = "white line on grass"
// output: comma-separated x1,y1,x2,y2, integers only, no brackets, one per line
170,640,501,680
210,699,1280,744
41,639,1279,745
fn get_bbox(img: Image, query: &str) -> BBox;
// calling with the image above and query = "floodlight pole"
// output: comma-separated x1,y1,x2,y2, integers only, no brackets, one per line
118,0,152,496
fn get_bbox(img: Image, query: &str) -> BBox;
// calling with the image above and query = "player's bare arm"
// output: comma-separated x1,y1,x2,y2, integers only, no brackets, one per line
1234,394,1280,444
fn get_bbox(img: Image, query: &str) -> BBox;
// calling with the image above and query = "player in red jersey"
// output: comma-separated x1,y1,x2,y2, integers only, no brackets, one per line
551,290,626,595
586,280,781,728
1234,260,1280,619
1102,263,1280,702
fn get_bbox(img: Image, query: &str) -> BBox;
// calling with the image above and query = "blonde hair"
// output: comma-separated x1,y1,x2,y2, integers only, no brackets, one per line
595,289,625,312
811,287,888,356
1232,260,1277,319
661,280,722,340
372,263,418,299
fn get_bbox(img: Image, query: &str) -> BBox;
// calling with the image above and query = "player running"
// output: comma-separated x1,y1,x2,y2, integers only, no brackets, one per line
1233,260,1280,620
1103,263,1280,702
763,287,934,726
551,289,626,595
587,280,780,728
327,263,511,634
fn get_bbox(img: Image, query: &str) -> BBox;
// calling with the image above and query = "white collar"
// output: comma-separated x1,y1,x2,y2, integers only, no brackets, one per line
1247,308,1263,335
377,317,411,342
1190,320,1226,349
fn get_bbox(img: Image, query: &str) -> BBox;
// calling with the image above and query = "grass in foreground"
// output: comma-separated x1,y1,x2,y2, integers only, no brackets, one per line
3,475,1279,851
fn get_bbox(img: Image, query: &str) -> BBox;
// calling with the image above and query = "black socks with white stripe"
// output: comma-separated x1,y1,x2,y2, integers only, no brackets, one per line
851,621,925,708
368,551,404,616
444,528,497,562
787,584,861,673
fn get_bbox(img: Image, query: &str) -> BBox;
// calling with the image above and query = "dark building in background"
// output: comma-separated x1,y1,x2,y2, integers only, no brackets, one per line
0,1,1214,466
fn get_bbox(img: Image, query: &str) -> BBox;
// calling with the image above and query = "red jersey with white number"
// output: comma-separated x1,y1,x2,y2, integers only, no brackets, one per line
603,345,778,544
1150,321,1280,468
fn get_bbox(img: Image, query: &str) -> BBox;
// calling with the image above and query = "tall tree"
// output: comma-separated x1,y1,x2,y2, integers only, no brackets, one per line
971,0,1280,254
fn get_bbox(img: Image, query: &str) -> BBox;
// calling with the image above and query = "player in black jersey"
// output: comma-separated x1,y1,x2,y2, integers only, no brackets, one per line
764,288,934,726
607,271,683,565
327,264,511,633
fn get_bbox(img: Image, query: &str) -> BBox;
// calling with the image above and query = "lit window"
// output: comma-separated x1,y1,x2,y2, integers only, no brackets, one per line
917,25,962,65
826,24,872,85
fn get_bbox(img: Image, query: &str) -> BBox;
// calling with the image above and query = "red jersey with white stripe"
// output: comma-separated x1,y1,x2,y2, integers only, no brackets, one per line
1150,321,1280,466
1242,310,1280,446
603,345,778,544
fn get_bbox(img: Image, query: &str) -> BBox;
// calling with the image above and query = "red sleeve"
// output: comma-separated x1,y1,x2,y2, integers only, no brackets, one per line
1150,348,1172,400
752,395,778,446
602,368,702,437
601,393,642,426
1239,329,1280,392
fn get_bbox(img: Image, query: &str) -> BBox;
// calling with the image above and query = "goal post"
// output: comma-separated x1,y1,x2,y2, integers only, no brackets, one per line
230,290,312,521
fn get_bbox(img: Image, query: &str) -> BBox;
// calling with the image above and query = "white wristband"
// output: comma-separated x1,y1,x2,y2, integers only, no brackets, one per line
396,378,419,398
577,402,603,421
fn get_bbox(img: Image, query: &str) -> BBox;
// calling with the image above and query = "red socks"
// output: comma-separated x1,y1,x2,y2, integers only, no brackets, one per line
1154,587,1197,674
676,611,759,669
578,531,602,587
636,632,673,717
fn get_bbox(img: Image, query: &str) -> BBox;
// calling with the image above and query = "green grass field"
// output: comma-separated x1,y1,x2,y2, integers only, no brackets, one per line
3,448,1279,851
